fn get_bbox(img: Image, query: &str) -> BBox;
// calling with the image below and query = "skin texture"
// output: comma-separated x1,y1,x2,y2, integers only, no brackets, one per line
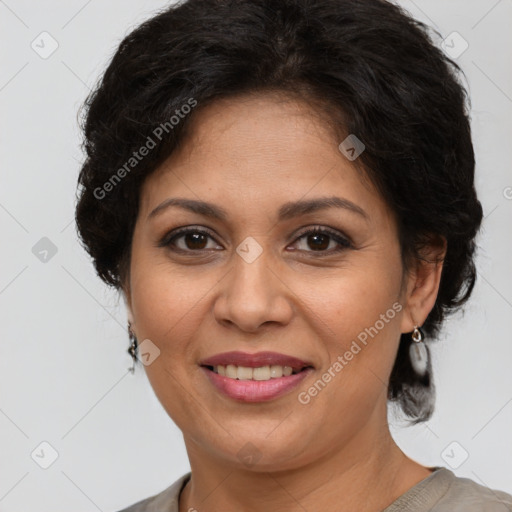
123,93,447,512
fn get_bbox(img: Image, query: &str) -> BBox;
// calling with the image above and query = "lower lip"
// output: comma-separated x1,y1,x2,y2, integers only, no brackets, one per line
201,366,313,402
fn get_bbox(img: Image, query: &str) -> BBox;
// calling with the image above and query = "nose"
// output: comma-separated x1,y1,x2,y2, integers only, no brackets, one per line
213,246,294,333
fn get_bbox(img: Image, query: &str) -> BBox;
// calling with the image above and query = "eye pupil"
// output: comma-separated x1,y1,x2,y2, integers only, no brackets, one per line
186,232,207,249
308,233,330,251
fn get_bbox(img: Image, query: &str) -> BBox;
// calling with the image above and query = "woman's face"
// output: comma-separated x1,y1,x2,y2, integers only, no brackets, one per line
124,93,437,471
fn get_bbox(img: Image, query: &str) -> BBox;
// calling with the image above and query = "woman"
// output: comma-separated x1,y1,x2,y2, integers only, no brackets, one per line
75,0,512,510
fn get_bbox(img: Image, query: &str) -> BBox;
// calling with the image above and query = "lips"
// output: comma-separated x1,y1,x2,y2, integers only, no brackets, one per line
199,351,315,402
199,351,314,371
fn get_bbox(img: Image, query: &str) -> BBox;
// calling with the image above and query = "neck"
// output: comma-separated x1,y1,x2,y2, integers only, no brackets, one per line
179,403,432,512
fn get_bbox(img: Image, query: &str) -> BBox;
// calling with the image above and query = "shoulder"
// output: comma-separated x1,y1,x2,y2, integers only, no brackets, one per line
115,473,191,512
432,467,512,511
114,468,512,511
384,467,512,512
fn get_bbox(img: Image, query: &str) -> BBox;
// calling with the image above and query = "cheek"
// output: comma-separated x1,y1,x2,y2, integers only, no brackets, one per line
296,282,402,441
129,239,206,327
131,269,206,348
300,262,403,386
128,258,210,424
128,248,225,384
299,256,401,334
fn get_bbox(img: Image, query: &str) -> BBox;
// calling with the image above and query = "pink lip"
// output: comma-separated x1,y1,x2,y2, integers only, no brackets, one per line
200,366,314,402
199,351,313,371
199,351,314,403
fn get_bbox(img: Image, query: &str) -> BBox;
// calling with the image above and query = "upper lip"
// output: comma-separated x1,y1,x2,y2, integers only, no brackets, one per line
199,351,314,371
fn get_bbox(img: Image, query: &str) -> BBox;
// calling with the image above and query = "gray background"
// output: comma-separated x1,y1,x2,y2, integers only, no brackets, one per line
1,1,511,510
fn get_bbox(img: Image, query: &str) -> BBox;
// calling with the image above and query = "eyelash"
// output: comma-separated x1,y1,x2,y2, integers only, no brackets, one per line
158,225,353,256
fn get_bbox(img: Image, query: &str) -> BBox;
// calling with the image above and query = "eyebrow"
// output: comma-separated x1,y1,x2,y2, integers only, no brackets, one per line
147,196,369,222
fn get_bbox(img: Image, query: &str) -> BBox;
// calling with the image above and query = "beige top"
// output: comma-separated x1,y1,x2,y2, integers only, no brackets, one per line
117,466,512,511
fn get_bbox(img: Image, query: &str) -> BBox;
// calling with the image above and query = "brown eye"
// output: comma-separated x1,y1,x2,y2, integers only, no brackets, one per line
181,231,208,250
305,232,331,251
291,227,352,254
159,227,223,252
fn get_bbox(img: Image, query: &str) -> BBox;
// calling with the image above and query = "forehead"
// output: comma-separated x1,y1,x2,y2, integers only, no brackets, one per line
139,93,391,225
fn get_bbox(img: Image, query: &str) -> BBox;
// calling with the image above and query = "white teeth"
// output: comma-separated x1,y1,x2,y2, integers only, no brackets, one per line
270,365,283,378
253,366,271,380
213,364,297,380
226,364,237,379
236,366,253,380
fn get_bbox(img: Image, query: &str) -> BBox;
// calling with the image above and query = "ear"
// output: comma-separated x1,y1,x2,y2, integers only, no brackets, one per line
399,235,447,333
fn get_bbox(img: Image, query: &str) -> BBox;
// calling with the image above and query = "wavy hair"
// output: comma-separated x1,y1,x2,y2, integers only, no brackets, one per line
75,0,483,423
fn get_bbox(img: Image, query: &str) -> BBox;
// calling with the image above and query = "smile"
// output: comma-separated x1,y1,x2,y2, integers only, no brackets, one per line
208,364,302,380
199,351,315,402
